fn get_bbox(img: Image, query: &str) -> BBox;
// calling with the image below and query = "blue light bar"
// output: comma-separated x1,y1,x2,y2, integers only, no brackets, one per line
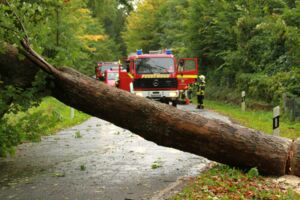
137,49,143,55
165,49,172,55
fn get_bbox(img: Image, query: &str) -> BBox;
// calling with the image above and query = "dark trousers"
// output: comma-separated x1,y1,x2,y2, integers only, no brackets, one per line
197,95,204,106
187,90,192,99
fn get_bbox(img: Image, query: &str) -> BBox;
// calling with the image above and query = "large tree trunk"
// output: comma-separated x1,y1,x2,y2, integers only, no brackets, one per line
1,42,300,177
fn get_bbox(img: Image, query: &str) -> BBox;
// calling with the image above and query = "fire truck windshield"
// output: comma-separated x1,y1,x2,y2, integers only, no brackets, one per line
135,58,174,74
99,65,118,72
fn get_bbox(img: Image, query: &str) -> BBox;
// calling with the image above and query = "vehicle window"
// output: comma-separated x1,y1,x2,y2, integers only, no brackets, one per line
101,65,118,72
184,60,196,71
107,72,119,80
135,58,174,74
178,59,196,72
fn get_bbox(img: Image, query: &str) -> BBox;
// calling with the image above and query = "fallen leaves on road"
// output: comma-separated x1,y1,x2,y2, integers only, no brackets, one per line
172,164,300,200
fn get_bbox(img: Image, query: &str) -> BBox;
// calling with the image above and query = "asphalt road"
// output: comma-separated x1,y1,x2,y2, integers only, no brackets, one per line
0,105,232,200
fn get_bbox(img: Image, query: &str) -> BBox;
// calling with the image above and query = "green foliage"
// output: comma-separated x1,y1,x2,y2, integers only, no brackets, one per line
0,118,20,157
74,130,82,139
236,67,300,103
0,97,89,156
247,167,260,178
80,164,86,171
0,0,124,155
87,0,133,55
122,0,165,53
123,0,300,103
0,0,121,74
151,159,163,169
156,0,189,56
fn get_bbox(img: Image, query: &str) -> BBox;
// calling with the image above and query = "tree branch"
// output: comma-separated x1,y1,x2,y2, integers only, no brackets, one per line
5,0,29,39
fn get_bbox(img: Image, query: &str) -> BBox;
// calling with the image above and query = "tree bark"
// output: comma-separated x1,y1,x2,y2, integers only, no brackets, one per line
1,42,300,177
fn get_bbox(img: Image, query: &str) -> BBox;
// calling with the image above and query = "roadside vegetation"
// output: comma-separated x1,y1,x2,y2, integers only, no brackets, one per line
173,164,300,200
205,99,300,139
0,0,130,156
0,97,89,156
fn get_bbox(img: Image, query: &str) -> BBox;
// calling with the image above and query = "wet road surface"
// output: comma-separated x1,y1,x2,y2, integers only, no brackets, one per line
0,105,232,200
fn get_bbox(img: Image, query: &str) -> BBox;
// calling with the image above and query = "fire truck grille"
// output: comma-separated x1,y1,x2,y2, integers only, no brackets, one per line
134,78,178,89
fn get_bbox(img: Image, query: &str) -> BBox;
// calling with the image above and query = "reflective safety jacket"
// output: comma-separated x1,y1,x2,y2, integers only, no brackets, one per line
194,81,205,95
188,83,194,91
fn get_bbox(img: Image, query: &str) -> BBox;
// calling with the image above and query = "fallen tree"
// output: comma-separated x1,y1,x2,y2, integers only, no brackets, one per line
1,40,300,177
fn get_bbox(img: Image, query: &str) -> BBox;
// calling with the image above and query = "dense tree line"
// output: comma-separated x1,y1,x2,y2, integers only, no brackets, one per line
123,0,300,104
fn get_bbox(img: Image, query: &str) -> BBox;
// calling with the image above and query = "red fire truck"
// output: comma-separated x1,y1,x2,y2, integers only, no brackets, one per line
95,61,120,81
103,69,120,87
117,49,198,107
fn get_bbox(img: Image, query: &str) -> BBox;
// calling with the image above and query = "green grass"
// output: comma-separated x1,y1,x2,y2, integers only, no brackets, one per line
173,164,299,200
203,99,300,139
5,97,89,143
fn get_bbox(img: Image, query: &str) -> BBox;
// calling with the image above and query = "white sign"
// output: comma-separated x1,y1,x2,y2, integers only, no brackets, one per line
273,106,280,136
241,91,246,111
70,107,75,119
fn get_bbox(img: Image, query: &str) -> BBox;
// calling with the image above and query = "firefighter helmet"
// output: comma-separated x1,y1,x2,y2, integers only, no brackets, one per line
199,75,205,81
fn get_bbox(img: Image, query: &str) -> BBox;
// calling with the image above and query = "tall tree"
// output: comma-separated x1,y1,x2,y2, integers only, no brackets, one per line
87,0,133,55
122,0,165,53
157,0,189,56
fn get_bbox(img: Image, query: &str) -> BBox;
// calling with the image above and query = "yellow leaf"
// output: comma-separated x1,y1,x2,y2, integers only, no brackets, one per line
79,35,107,41
77,8,91,15
83,45,97,52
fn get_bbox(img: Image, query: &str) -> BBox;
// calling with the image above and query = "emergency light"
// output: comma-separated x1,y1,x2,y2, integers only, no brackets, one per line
165,49,172,55
137,49,143,55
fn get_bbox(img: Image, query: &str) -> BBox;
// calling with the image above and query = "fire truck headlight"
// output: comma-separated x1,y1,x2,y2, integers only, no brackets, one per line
135,92,143,97
169,92,178,97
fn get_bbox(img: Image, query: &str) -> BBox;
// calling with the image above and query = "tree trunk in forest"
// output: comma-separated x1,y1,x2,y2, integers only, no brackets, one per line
1,42,300,177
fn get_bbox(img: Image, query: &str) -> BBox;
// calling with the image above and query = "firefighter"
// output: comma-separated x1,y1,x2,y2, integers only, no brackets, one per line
187,83,193,101
195,75,206,109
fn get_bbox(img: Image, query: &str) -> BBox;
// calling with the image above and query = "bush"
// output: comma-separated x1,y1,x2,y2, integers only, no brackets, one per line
0,97,89,157
0,119,20,157
234,67,300,104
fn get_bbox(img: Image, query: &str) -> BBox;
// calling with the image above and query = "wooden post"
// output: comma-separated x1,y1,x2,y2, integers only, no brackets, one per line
241,91,246,111
70,107,75,120
273,106,280,136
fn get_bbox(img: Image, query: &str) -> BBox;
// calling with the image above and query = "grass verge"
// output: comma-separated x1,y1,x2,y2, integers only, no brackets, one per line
1,97,89,155
173,164,300,200
204,99,300,139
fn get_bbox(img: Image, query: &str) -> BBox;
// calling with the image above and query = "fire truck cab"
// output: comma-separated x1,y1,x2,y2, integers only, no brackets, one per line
103,69,120,87
118,49,198,107
95,61,119,81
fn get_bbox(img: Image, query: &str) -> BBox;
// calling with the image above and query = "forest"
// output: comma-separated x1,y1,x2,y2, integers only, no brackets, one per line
123,0,300,105
0,0,299,154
